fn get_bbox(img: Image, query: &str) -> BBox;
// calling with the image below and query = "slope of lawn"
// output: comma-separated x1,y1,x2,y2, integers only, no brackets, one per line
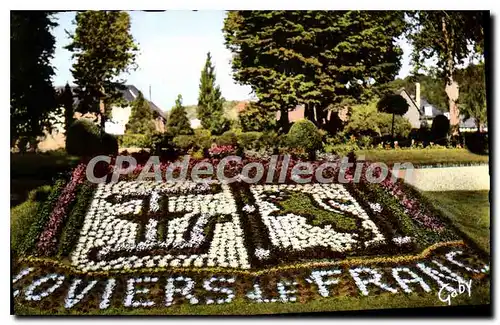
357,148,489,167
422,190,490,254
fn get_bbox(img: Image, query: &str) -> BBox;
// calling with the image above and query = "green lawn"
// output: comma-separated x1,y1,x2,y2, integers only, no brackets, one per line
422,190,490,254
357,148,489,167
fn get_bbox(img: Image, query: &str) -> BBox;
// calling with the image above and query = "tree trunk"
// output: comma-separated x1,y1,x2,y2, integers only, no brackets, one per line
278,106,290,133
442,15,460,136
391,113,395,147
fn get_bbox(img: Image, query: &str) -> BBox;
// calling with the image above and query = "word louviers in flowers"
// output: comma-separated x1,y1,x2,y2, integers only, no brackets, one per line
12,163,490,313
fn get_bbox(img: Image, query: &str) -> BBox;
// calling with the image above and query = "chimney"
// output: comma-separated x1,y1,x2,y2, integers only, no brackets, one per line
415,82,421,110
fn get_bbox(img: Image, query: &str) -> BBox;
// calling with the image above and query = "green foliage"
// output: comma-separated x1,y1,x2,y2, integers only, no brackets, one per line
407,11,485,123
197,52,230,135
193,128,213,151
65,11,139,122
215,130,238,146
431,115,450,144
11,185,53,254
11,11,58,151
58,183,95,257
119,133,150,148
346,100,411,140
456,63,487,129
66,119,118,156
59,83,75,136
126,90,156,136
345,102,381,137
16,179,66,255
148,132,176,155
172,135,195,152
378,114,412,139
167,95,193,136
287,119,322,152
386,73,448,111
239,101,276,132
237,132,263,150
377,94,409,116
223,11,406,131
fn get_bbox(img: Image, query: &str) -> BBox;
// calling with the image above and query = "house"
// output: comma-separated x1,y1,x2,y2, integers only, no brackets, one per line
399,82,487,132
37,85,166,152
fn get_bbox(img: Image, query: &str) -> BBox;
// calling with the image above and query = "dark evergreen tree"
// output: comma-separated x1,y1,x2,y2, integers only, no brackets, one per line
11,11,58,152
65,11,139,130
167,95,193,136
197,52,229,135
60,83,75,136
125,91,156,135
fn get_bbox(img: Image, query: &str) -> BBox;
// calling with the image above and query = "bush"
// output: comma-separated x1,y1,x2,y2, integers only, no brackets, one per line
173,135,195,152
193,128,213,151
215,130,238,146
148,132,177,157
119,134,150,148
377,114,412,139
286,120,322,155
66,119,118,156
464,132,489,155
237,132,263,150
431,115,450,145
65,119,100,156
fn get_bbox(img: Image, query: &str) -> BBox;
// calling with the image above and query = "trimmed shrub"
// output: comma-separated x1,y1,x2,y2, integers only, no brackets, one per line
237,132,263,150
431,115,450,145
65,119,100,156
193,128,213,151
286,119,322,154
377,114,412,139
215,130,238,146
66,119,118,156
149,132,177,157
119,133,150,148
173,135,195,152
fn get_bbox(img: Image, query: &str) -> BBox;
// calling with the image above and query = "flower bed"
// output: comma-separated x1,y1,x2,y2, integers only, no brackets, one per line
11,159,490,315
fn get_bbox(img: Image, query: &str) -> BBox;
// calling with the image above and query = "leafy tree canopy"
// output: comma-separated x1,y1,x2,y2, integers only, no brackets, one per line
11,11,58,151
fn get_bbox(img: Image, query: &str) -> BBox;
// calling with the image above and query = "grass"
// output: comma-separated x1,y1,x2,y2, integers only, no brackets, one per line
10,152,79,206
422,190,490,254
10,185,53,252
275,191,357,230
356,148,489,167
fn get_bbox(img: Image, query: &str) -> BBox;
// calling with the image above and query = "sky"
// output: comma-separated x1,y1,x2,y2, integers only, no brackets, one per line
51,11,414,111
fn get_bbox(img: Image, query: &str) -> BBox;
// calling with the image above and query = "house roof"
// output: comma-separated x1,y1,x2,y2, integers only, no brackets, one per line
56,85,166,119
420,98,445,117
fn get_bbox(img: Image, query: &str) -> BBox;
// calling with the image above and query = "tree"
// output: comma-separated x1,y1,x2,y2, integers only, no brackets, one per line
223,11,406,132
407,11,486,133
197,52,229,135
456,63,487,132
377,94,409,144
11,11,58,152
167,95,193,136
386,73,448,110
239,101,276,132
125,91,156,135
65,11,139,131
59,83,75,136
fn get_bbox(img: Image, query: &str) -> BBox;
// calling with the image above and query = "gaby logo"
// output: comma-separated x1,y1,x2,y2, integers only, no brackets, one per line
438,279,473,305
